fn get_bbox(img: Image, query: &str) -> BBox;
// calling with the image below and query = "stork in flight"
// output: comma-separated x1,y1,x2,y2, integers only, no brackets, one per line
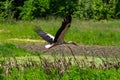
35,14,77,51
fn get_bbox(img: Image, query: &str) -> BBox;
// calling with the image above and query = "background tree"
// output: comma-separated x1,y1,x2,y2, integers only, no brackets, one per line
49,0,78,17
0,0,119,20
115,0,120,18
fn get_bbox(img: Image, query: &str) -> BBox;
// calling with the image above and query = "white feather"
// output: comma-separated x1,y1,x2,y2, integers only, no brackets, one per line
47,33,54,40
45,44,53,49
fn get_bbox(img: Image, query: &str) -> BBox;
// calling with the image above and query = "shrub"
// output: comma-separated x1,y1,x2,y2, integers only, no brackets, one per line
49,0,78,17
0,0,14,21
74,0,93,19
0,0,119,20
115,0,120,18
92,0,117,20
20,0,50,20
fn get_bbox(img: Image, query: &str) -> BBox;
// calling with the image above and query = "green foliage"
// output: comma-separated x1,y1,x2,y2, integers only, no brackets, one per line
74,0,93,19
20,0,78,20
74,0,118,20
0,0,25,20
20,0,50,20
0,0,14,21
115,0,120,18
1,66,120,80
0,0,120,20
49,0,78,16
92,0,117,20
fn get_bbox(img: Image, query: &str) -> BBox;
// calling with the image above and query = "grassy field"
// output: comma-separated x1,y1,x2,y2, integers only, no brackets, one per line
0,19,120,45
0,19,120,80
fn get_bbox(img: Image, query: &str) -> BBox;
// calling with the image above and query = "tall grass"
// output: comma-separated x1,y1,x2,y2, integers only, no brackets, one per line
0,56,120,80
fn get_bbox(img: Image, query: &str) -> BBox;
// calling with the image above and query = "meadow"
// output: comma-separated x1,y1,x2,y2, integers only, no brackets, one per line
1,19,120,45
0,18,120,80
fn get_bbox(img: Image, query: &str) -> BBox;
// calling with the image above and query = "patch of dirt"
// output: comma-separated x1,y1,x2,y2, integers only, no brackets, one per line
18,44,120,57
0,29,9,33
0,29,4,33
8,38,45,42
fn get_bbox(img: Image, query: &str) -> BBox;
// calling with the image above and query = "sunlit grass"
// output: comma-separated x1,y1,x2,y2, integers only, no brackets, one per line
0,19,120,45
0,43,36,57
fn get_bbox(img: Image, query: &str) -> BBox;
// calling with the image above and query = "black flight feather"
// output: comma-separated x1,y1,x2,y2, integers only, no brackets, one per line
35,28,54,44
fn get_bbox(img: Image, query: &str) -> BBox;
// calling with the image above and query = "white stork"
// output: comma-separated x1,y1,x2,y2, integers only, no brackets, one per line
35,14,77,51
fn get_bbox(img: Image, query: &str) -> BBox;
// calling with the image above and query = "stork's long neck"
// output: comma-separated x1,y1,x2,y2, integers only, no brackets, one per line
53,15,72,43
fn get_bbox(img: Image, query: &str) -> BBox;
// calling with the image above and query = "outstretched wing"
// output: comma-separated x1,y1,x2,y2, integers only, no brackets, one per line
53,15,72,43
35,28,54,44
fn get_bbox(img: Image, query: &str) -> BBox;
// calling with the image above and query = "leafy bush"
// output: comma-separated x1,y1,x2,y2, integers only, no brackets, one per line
49,0,78,17
74,0,93,19
92,0,117,20
20,0,50,20
74,0,118,20
0,0,24,21
0,0,14,21
0,0,120,20
115,0,120,18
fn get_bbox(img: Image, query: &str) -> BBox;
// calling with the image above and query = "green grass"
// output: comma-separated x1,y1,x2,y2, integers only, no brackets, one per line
0,43,37,57
1,66,120,80
68,19,120,45
1,54,120,80
0,19,120,80
0,19,120,45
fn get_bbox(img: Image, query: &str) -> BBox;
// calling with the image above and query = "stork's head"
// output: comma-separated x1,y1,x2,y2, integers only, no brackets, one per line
64,15,72,23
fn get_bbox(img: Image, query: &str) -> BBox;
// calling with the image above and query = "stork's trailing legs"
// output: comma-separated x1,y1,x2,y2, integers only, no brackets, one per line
65,41,78,46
